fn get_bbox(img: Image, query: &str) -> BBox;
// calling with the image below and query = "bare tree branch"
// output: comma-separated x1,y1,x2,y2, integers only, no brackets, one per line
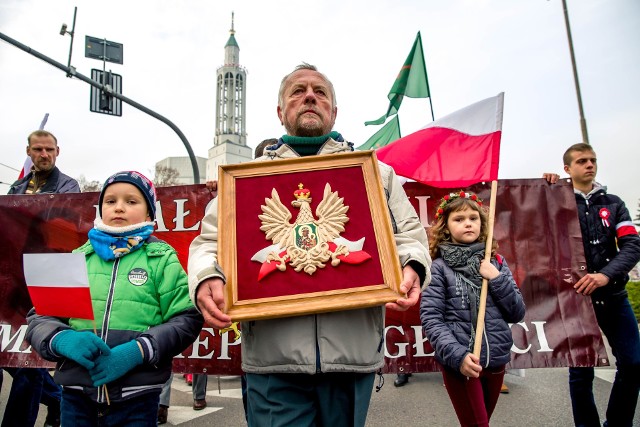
154,165,181,187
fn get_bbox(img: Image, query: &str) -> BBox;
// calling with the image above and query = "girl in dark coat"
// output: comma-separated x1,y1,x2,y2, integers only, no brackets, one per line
420,191,525,427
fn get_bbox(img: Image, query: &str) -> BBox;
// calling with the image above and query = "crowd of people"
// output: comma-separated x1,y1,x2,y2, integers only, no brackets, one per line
0,64,638,427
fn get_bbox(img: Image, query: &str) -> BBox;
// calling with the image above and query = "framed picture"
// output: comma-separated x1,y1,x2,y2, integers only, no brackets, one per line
217,150,402,321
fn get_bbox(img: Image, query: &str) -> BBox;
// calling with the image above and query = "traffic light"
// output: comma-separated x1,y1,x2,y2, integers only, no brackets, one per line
99,91,112,111
99,71,112,111
90,69,122,116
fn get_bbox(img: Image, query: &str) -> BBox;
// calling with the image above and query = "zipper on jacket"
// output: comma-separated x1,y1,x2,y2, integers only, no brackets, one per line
97,258,120,403
315,315,321,373
583,198,601,246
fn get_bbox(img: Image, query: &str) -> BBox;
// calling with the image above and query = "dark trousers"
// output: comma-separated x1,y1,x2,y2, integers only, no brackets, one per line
60,389,160,427
440,363,505,427
1,367,61,427
570,295,640,427
245,372,375,427
192,373,208,400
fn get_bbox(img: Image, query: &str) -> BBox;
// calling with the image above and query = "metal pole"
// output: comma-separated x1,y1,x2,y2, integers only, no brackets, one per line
0,31,201,184
102,38,107,73
65,7,77,77
562,0,590,145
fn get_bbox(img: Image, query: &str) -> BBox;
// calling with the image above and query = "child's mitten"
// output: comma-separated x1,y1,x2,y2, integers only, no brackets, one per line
51,330,111,370
90,340,144,386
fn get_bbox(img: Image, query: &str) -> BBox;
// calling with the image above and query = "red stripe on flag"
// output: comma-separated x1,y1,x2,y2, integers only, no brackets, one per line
26,286,94,320
258,261,280,281
327,242,372,264
376,127,501,188
257,250,289,281
18,157,33,180
337,251,372,264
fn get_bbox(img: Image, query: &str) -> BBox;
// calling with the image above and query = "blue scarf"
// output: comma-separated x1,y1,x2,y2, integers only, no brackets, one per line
88,219,154,261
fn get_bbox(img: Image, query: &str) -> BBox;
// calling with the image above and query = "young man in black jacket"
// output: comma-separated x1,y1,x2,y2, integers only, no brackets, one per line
545,143,640,427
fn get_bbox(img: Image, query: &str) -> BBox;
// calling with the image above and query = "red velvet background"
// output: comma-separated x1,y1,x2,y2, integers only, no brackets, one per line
232,166,384,301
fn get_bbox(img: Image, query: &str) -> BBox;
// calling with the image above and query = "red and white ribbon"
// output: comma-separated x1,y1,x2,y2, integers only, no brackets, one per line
599,208,611,227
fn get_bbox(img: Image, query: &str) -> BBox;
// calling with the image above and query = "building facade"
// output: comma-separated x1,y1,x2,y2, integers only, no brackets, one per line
155,156,206,186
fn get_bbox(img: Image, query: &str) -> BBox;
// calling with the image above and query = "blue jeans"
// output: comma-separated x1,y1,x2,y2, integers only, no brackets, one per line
569,295,640,427
245,372,375,427
60,389,159,427
1,367,61,427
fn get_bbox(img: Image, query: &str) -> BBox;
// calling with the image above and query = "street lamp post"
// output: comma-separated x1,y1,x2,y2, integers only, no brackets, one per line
562,0,590,145
59,7,77,78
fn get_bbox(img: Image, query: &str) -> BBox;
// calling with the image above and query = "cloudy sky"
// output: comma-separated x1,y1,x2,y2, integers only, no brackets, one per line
1,0,639,214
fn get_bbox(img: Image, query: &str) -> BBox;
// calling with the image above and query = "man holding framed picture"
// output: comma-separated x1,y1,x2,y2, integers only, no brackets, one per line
188,63,431,427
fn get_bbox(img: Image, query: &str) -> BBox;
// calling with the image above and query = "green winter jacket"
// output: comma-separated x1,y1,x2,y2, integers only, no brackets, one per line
27,236,203,402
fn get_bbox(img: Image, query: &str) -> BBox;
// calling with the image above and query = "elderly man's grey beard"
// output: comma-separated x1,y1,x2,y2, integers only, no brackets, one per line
294,125,326,137
285,115,333,137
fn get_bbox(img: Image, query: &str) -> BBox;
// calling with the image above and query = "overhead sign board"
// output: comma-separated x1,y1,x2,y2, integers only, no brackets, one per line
85,36,123,64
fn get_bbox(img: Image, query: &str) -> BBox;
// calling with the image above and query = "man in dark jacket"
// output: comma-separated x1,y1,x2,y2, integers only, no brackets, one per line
8,130,79,194
545,143,640,427
2,130,77,427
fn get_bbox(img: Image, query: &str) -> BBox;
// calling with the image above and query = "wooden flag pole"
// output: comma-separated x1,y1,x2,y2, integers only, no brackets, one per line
472,180,498,358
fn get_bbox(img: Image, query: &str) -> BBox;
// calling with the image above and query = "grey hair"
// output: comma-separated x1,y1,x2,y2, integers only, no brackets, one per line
277,62,336,109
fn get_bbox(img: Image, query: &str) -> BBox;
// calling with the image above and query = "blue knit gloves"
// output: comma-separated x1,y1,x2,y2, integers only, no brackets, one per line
51,330,111,370
90,340,144,386
51,332,145,387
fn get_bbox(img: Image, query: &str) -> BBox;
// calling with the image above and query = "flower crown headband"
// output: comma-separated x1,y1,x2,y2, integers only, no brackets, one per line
434,191,483,220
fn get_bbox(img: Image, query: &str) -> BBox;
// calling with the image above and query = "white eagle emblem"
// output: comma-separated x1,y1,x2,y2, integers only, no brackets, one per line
253,182,365,277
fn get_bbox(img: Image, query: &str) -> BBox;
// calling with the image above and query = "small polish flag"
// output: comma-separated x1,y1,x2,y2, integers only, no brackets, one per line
23,253,94,320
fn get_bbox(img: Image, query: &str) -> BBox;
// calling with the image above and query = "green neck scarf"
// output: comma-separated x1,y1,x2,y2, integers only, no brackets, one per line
281,131,341,157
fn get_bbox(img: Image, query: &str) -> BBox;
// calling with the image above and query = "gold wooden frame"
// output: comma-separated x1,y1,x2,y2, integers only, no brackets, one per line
218,151,402,321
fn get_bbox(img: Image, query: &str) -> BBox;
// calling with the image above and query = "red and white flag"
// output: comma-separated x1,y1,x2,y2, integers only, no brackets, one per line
376,93,504,188
18,157,34,180
18,113,49,179
23,253,94,320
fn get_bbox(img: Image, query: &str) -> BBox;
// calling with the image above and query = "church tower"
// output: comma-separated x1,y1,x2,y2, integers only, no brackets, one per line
206,12,252,180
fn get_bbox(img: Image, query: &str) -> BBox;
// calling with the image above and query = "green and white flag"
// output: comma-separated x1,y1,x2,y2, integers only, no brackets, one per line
356,115,401,150
365,32,430,126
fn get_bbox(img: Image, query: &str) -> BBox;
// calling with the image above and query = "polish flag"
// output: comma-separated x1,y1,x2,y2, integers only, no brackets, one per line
18,157,33,180
18,113,49,179
376,93,504,188
23,253,94,320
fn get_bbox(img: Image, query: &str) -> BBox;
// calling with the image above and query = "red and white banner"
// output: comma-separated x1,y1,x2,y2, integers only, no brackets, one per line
0,180,609,374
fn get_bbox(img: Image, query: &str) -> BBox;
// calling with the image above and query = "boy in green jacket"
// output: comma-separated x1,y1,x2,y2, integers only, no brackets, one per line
27,171,203,426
